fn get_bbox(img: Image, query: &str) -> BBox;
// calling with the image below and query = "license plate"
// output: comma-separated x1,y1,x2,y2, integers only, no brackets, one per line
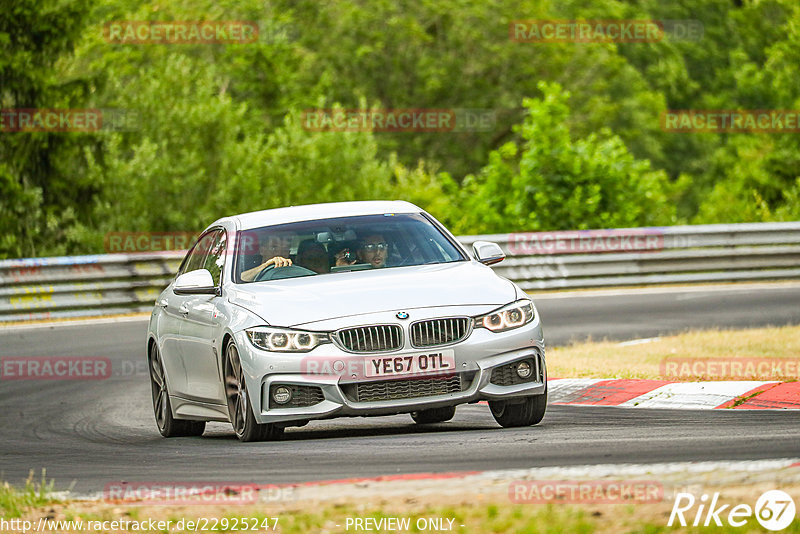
364,349,456,378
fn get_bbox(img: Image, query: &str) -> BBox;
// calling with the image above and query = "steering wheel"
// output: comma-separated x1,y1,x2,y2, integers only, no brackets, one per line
254,263,316,282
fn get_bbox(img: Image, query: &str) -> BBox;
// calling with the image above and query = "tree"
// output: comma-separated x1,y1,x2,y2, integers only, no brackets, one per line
446,82,681,234
0,0,96,258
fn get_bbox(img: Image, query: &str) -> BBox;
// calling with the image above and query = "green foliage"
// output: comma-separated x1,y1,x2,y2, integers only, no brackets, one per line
692,2,800,223
1,0,799,259
291,0,670,180
0,0,96,258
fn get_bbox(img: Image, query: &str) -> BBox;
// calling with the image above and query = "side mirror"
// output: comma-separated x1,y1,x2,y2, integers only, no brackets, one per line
472,241,505,266
174,269,218,295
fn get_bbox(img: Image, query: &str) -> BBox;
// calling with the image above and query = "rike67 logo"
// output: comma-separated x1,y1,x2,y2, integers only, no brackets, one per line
669,490,796,531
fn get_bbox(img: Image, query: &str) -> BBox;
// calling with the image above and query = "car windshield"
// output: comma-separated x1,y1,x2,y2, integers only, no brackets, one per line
234,213,466,283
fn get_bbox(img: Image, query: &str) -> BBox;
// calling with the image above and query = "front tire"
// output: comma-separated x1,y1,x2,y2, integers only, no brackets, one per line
489,388,547,428
411,406,456,424
224,340,283,442
149,344,206,437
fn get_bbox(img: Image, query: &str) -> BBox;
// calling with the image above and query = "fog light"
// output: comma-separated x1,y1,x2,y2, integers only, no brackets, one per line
272,386,292,405
516,361,532,379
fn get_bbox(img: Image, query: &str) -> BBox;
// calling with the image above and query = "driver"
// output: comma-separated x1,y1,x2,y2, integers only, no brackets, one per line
240,234,292,281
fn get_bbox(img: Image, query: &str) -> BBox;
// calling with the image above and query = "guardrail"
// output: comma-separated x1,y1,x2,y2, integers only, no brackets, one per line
1,222,798,322
0,253,183,322
459,222,800,291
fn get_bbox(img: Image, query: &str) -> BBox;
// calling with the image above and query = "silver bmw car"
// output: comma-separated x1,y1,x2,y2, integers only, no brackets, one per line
146,201,546,441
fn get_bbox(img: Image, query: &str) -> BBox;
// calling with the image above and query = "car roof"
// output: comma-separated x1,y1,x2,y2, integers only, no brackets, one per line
209,200,423,231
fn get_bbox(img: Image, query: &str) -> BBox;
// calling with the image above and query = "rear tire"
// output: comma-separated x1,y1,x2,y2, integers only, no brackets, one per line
489,388,547,428
411,406,456,424
149,344,206,437
224,340,283,442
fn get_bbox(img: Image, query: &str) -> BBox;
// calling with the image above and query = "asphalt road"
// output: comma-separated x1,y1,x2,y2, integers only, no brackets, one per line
1,283,799,493
534,282,800,345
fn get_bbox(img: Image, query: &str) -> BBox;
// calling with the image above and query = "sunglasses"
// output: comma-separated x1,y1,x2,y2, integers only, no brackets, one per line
361,242,388,252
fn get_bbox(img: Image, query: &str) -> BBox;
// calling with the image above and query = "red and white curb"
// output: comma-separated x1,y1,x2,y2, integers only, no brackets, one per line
548,378,800,410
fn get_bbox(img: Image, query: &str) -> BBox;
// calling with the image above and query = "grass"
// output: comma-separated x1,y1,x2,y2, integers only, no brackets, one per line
0,470,54,518
547,325,800,380
135,495,800,533
21,494,800,533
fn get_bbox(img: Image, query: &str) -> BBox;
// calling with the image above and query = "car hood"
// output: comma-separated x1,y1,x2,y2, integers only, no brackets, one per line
227,261,516,327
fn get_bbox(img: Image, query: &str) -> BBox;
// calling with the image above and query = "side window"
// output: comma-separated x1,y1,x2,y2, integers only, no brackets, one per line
202,230,227,287
178,231,218,276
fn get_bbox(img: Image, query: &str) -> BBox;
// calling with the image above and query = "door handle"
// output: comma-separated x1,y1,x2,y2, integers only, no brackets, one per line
178,304,190,316
157,299,168,309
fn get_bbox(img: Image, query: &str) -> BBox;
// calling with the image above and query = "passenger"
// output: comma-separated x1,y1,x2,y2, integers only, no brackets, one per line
240,234,292,281
356,233,389,268
332,241,359,267
296,239,330,274
332,234,391,268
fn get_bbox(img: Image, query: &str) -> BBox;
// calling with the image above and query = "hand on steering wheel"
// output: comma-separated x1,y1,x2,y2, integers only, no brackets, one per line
265,256,292,269
253,256,291,280
254,260,316,282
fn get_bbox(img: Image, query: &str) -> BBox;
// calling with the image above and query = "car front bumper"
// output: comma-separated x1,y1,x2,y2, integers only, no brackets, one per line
235,318,546,425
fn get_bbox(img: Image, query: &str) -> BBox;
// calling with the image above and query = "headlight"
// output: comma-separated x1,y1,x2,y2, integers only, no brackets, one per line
474,299,535,332
246,327,330,352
